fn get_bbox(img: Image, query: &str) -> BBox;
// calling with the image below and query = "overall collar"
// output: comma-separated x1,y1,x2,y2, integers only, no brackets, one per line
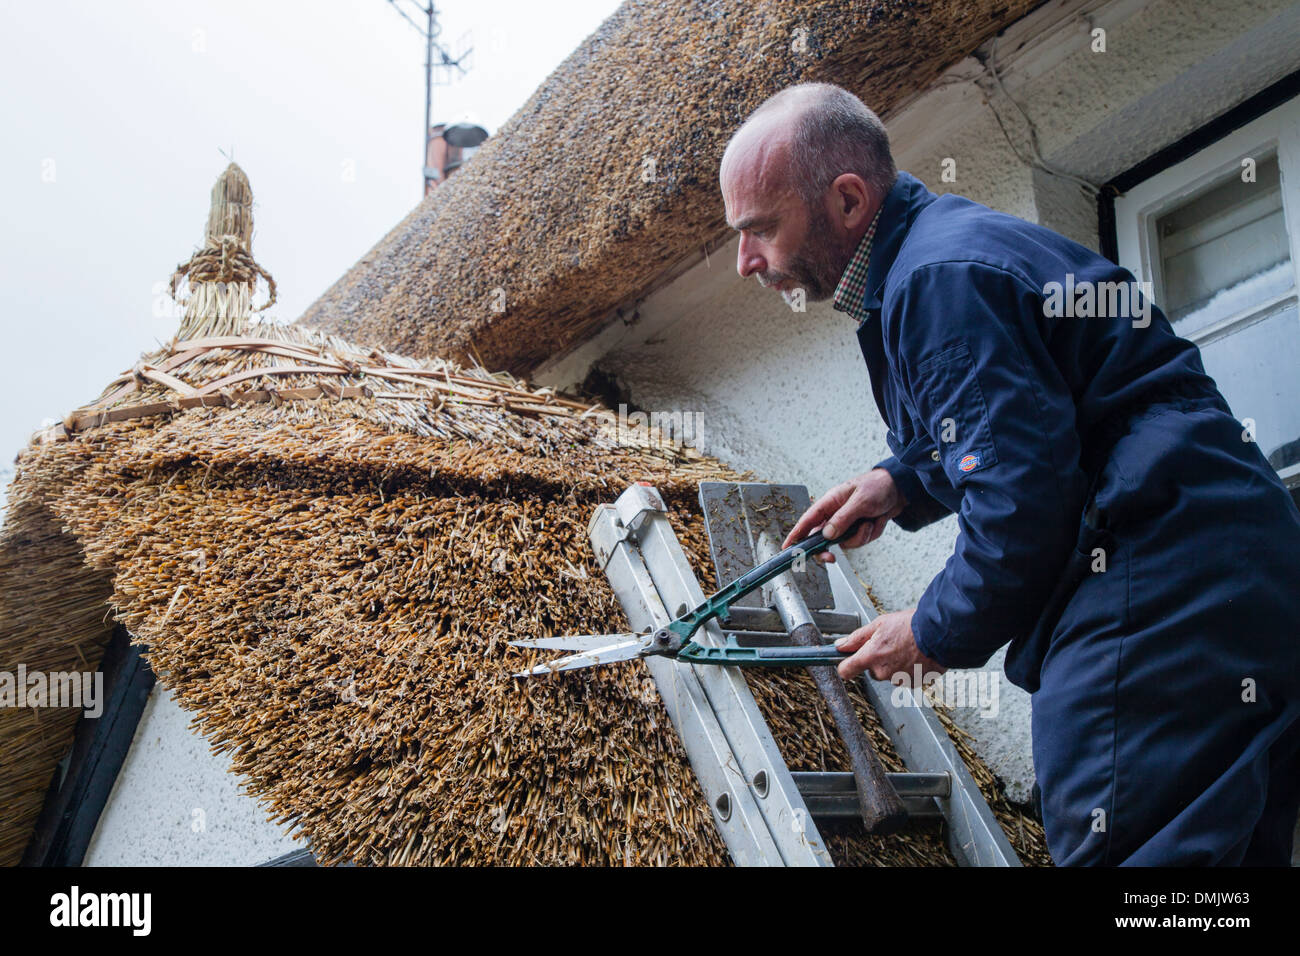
858,171,939,315
844,172,938,431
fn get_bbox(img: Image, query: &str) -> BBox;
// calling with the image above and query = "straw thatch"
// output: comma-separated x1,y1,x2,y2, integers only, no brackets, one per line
300,0,1042,375
0,314,1049,865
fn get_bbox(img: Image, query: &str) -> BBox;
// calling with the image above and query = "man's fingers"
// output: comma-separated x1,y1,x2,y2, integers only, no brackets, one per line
781,511,813,548
785,523,826,553
837,643,888,681
833,621,876,654
824,485,881,543
840,518,877,549
836,617,901,681
813,516,877,563
826,516,876,551
782,504,832,548
810,485,857,539
822,505,855,542
784,472,893,550
783,485,852,547
838,644,893,682
837,652,867,681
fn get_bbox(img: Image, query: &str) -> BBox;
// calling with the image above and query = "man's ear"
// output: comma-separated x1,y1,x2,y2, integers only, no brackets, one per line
830,173,871,227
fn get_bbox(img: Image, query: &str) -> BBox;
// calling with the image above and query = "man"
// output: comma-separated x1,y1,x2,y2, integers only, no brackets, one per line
720,82,1300,865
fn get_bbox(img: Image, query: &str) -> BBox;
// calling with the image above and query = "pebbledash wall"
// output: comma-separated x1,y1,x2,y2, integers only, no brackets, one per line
84,690,302,865
83,0,1300,864
534,0,1300,827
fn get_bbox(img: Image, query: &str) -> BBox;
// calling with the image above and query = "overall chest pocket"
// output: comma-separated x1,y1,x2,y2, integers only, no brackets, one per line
914,343,999,485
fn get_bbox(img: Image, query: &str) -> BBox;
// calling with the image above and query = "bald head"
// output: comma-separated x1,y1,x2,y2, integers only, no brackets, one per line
720,83,896,304
721,82,895,211
719,109,796,205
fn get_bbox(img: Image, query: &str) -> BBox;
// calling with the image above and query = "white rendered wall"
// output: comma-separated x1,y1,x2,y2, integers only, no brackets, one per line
536,0,1300,810
84,684,303,866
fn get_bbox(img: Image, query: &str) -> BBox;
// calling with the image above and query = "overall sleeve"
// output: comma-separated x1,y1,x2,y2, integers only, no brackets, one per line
887,262,1089,669
873,454,953,532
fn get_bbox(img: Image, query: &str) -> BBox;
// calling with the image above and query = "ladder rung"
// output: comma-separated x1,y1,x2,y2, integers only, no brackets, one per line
792,772,951,820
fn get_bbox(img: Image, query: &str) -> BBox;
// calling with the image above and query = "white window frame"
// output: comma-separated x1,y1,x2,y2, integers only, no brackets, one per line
1115,95,1300,488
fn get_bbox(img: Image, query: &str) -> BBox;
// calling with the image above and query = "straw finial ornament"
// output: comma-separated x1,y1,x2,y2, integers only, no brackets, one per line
169,162,277,340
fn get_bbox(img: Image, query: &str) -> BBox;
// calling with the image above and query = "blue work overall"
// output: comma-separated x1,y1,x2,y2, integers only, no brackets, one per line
857,171,1300,865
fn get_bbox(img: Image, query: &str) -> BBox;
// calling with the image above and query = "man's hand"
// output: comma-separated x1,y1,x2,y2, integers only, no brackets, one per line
832,608,945,682
781,467,906,563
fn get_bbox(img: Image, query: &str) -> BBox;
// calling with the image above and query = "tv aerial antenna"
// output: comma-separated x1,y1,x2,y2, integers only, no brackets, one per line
386,1,474,193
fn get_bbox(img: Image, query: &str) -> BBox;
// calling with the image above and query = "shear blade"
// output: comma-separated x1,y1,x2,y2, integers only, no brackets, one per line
508,632,645,651
512,636,650,677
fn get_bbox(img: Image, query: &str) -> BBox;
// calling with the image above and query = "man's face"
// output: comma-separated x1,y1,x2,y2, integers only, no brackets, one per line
722,138,853,306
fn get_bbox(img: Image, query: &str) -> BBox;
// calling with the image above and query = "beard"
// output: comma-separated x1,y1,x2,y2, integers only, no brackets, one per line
758,202,851,303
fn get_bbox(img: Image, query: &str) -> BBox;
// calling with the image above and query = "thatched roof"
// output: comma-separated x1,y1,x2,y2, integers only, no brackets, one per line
300,0,1043,375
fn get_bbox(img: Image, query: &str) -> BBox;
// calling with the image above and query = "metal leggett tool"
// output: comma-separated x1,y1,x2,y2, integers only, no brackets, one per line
510,516,873,677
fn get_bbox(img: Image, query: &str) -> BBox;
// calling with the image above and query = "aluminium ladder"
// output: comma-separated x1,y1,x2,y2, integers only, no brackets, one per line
585,480,1020,867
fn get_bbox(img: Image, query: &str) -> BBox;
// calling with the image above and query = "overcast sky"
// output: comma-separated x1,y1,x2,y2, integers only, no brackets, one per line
0,0,623,509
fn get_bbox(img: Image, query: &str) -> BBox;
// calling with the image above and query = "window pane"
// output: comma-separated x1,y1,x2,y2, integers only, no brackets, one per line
1196,302,1300,470
1156,154,1293,335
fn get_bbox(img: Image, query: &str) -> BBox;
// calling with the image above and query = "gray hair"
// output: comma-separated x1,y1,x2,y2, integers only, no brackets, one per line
740,82,896,208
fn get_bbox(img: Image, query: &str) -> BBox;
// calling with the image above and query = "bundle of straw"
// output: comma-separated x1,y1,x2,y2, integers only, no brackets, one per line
169,163,276,340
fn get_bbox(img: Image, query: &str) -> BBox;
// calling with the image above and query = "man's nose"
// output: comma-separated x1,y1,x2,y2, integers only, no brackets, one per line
736,234,765,279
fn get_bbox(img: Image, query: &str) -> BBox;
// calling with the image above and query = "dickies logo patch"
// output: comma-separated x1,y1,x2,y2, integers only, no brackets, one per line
958,453,981,473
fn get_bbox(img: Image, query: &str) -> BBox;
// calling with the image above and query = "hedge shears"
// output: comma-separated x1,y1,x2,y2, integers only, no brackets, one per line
511,516,869,676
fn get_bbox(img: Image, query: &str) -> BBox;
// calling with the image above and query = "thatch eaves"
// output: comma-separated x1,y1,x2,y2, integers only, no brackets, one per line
299,0,1043,375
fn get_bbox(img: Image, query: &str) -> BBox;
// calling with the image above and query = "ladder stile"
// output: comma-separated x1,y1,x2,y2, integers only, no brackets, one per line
589,501,833,866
